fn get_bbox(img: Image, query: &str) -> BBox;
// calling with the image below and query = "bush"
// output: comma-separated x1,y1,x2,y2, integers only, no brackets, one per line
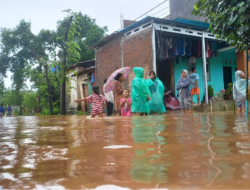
53,107,60,115
208,84,214,98
41,109,50,115
226,83,233,95
76,111,85,115
13,108,22,116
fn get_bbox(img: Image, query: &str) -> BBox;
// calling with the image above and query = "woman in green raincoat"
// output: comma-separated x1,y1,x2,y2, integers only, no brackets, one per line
147,71,166,114
131,67,151,116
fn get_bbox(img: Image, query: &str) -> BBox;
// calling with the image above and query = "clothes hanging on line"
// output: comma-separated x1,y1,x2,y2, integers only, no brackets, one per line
156,35,219,62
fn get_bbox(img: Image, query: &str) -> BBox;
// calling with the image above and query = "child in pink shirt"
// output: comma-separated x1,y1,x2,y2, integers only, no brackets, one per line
120,89,132,117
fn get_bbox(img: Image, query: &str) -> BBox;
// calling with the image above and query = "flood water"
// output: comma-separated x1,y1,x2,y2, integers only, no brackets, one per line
0,112,250,189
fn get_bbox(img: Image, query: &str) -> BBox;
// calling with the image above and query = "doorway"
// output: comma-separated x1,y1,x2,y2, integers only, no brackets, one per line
80,84,90,112
156,59,174,92
223,66,232,89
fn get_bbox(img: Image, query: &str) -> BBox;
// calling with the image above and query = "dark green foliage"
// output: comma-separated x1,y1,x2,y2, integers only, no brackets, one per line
53,107,60,115
0,10,107,115
226,83,233,95
42,109,50,115
208,84,214,97
193,0,250,50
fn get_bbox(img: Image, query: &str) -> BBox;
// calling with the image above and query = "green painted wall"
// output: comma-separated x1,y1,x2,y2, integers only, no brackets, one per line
174,49,237,103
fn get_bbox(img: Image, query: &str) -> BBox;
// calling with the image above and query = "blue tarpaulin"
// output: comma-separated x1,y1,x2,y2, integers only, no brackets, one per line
90,73,95,84
51,66,59,73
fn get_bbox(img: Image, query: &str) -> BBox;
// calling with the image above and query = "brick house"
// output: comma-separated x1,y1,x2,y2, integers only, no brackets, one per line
91,16,238,103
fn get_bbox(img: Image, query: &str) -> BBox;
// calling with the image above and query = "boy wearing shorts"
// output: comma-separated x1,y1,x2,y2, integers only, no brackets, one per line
190,67,200,106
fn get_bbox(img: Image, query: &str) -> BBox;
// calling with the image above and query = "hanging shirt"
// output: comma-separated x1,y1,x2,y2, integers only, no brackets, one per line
190,73,199,89
162,38,169,60
176,38,187,56
169,38,173,49
208,42,211,58
168,38,175,60
197,41,201,57
206,42,209,58
185,39,192,57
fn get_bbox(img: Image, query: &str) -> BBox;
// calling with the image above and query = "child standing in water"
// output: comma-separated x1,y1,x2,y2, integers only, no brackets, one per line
176,70,191,114
75,86,107,118
120,89,132,117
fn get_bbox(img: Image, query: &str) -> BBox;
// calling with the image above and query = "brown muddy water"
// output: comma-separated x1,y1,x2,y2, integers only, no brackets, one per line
0,111,250,189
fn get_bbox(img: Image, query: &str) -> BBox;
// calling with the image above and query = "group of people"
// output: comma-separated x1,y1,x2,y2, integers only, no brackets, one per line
176,67,200,113
74,65,250,118
75,67,166,118
176,68,249,115
0,104,12,118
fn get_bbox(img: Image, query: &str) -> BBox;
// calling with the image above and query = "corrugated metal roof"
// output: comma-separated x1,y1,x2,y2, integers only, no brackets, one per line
119,16,210,33
173,18,210,28
67,60,95,71
90,16,211,48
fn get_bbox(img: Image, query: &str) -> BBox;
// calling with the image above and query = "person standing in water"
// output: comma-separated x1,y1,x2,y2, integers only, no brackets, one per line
0,103,5,118
131,67,151,116
190,67,200,106
103,78,114,116
114,73,125,116
75,86,107,118
147,71,166,114
233,70,250,114
7,104,12,117
176,70,191,114
120,89,132,117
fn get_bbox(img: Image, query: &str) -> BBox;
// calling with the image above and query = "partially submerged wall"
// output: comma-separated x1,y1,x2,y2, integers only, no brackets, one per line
194,100,237,112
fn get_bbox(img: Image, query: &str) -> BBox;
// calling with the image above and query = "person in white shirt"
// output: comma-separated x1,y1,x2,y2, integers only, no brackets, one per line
103,79,114,116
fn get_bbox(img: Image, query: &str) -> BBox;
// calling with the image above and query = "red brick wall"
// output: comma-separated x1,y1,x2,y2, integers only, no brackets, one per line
95,28,153,94
123,28,153,72
95,34,123,91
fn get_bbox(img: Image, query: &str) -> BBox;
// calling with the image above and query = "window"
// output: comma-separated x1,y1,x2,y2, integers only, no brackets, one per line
203,60,211,81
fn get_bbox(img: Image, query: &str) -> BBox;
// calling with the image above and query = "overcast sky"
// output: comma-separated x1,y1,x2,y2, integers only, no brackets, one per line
0,0,169,88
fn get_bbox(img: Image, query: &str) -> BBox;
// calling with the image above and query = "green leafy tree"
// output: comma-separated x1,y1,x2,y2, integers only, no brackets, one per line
4,88,24,107
0,21,57,114
56,10,107,114
193,0,250,50
0,10,107,115
0,77,5,103
23,91,37,113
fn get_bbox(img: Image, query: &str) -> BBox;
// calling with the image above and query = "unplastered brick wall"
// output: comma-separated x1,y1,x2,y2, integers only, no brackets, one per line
123,28,153,90
95,34,123,93
95,28,153,94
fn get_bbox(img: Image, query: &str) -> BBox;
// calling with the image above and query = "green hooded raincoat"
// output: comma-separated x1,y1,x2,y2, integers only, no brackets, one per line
131,67,151,114
147,77,166,113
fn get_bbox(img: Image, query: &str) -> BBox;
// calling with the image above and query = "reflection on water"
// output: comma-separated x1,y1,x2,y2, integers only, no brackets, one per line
0,112,250,189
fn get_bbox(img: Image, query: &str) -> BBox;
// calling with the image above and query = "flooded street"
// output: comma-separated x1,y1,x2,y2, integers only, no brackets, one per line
0,112,250,189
